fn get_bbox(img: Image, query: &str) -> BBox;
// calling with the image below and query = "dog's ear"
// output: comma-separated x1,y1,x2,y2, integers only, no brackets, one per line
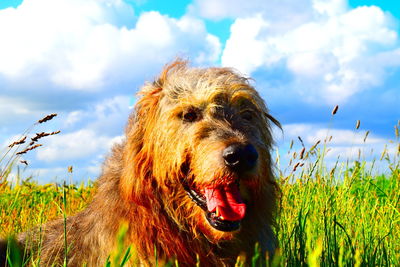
121,83,163,208
120,60,189,207
264,112,281,130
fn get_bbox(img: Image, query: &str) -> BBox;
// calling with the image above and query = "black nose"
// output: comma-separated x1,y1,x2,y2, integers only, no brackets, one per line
222,144,258,172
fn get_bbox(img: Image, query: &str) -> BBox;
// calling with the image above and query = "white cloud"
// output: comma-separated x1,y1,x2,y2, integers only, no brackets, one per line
35,95,129,162
220,1,399,104
283,123,384,145
190,0,314,28
221,14,270,74
273,122,398,176
280,123,396,161
1,94,129,183
312,0,347,17
2,0,398,183
0,96,36,116
0,0,221,90
0,0,133,79
62,95,131,133
36,129,123,162
0,95,54,129
64,111,84,128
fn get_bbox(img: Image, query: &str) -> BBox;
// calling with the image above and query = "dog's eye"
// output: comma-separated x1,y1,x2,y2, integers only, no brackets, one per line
241,111,253,121
182,110,200,122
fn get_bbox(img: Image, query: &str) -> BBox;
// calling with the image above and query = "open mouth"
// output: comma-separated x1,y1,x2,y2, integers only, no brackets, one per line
182,181,246,232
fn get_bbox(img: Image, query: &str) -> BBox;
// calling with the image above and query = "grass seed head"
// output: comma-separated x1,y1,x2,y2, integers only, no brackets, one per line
356,120,360,130
380,145,387,161
363,131,370,143
292,162,300,172
310,140,321,152
298,136,305,147
330,167,336,177
38,113,57,124
332,105,339,115
300,147,305,159
8,136,27,148
32,132,48,142
16,144,43,155
29,144,43,151
31,131,61,142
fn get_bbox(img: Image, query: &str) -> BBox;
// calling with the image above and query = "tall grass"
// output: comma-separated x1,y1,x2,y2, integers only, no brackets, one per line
277,161,399,266
1,116,399,266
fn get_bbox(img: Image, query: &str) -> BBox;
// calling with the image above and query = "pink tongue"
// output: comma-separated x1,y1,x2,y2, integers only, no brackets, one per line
204,184,246,221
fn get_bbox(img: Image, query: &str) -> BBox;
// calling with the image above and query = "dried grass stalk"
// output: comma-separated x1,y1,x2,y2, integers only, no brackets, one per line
38,113,57,124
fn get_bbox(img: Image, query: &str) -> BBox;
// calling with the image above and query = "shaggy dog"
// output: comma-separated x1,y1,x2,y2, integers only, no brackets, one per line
1,61,280,266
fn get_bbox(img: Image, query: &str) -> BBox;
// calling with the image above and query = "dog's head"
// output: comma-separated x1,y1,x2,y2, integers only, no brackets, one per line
121,60,279,244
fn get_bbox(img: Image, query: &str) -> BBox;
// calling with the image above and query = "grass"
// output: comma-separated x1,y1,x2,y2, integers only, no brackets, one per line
1,159,398,266
1,114,399,266
277,164,399,266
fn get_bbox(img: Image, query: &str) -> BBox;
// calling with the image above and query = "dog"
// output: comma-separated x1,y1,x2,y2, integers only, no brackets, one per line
1,60,280,266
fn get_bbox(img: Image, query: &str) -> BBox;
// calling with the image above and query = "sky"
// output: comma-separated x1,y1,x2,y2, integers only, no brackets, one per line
0,0,399,184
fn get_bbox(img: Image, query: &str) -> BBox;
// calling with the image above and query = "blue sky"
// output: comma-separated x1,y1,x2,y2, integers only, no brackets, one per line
0,0,399,183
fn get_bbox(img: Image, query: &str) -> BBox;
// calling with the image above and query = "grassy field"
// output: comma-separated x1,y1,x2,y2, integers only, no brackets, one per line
1,116,399,266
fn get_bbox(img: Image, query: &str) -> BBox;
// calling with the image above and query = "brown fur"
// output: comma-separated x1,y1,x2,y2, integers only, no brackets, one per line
1,60,280,266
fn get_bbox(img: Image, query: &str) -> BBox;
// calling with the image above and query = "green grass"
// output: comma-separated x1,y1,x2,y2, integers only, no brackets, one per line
277,164,399,266
1,115,399,266
1,158,398,266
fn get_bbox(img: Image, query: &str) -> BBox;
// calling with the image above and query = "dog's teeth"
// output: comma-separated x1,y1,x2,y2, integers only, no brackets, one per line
215,208,224,219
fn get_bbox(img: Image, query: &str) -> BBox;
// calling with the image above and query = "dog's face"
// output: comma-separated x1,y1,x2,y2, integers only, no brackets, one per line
122,62,278,243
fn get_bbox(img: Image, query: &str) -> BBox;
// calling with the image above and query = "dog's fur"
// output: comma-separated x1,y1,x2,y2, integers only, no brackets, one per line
1,60,279,266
